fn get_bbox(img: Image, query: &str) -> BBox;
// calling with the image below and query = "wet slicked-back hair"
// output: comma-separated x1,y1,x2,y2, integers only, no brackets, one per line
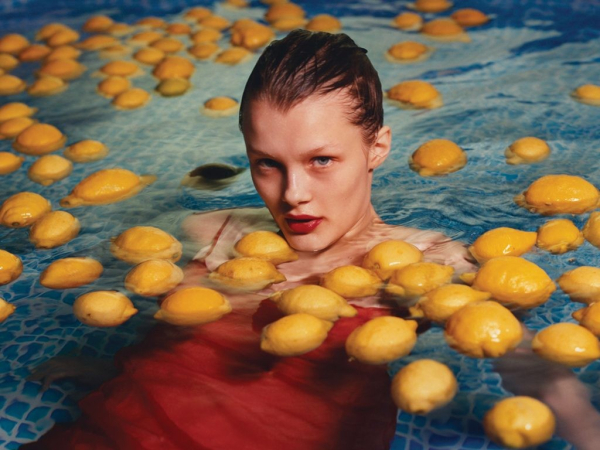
239,29,383,145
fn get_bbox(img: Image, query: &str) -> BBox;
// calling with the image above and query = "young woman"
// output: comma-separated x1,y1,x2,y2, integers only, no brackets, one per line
25,30,474,449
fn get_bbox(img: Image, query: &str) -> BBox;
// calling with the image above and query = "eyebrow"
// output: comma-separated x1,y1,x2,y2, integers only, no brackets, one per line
247,145,338,158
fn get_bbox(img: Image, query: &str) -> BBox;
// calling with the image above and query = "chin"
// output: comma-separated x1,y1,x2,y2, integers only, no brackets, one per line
284,233,332,253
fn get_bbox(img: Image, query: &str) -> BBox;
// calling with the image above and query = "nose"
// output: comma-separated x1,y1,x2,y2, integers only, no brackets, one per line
282,167,311,206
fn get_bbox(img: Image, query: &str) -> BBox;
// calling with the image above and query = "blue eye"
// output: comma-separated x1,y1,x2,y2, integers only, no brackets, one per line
313,157,332,166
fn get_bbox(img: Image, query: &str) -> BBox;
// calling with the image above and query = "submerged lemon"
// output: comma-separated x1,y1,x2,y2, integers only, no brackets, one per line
386,41,431,63
583,212,600,249
209,257,286,291
0,117,36,139
188,42,220,60
557,266,600,305
410,139,466,176
152,55,195,80
463,256,555,309
468,227,537,263
532,323,600,367
321,265,381,298
129,30,164,46
412,0,452,13
484,396,555,449
505,137,550,165
13,123,67,156
82,15,114,33
112,87,151,110
362,240,423,280
78,35,119,51
264,3,305,23
38,59,85,80
515,174,600,215
0,33,29,54
0,297,16,322
184,6,212,21
27,76,67,97
192,28,222,44
97,76,131,98
387,262,454,298
409,284,491,322
536,219,584,254
156,78,191,97
234,230,298,265
420,18,470,43
73,290,137,327
0,152,24,174
346,316,418,364
133,47,165,66
0,74,26,95
111,226,182,264
0,249,22,285
214,47,252,65
99,60,141,78
0,102,37,122
571,84,600,107
64,139,109,163
230,22,274,50
45,45,81,61
40,257,103,289
260,313,333,357
391,359,457,414
27,154,73,185
125,259,184,297
149,37,184,54
573,303,600,337
0,192,51,228
202,96,239,117
154,287,232,326
451,8,490,27
60,168,156,207
392,12,423,31
270,285,357,321
388,80,442,110
29,210,80,248
198,15,231,30
444,301,522,358
305,14,342,32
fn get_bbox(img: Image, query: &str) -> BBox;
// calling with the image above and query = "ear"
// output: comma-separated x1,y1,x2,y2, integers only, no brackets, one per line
368,125,391,171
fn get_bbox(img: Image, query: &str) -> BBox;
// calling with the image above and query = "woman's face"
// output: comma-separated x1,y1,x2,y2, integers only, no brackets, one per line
243,91,390,253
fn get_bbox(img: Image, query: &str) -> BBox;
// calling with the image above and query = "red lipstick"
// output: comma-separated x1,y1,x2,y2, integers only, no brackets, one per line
285,215,322,234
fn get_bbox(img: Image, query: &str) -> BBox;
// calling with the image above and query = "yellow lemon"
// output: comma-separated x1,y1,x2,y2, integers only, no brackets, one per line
230,23,274,50
214,47,252,65
38,59,85,80
532,323,600,367
557,266,600,304
125,259,184,297
99,60,141,78
0,152,24,174
536,219,584,254
264,3,305,23
13,123,66,156
73,291,137,327
29,210,80,249
0,74,26,95
583,211,600,249
156,78,191,97
155,287,231,326
136,17,167,29
198,15,231,31
409,284,491,322
305,14,342,32
0,102,37,122
260,313,333,356
573,303,600,337
0,33,29,55
184,7,212,22
187,42,220,60
129,30,164,46
165,22,192,36
64,139,109,163
346,316,417,364
112,87,151,110
392,12,423,31
388,80,442,110
468,227,537,263
484,396,555,449
111,226,182,264
444,301,523,358
19,44,51,62
271,17,308,31
0,297,16,322
97,76,131,98
27,76,67,97
420,18,470,42
82,15,114,33
0,117,36,139
234,230,298,265
0,192,51,228
387,262,454,298
40,257,103,289
571,84,600,107
78,35,119,51
362,240,423,280
505,137,550,165
412,0,452,13
321,265,381,298
45,45,81,61
410,139,466,176
451,8,490,27
202,96,239,117
152,55,195,80
464,256,555,309
36,23,71,41
209,257,286,291
149,37,184,54
60,168,156,207
515,174,599,215
133,47,165,66
270,285,357,321
0,249,22,285
0,54,18,71
386,41,431,64
391,359,457,414
191,28,222,44
27,154,72,186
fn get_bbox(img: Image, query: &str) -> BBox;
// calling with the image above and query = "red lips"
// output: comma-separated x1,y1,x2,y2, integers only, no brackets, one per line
285,215,322,234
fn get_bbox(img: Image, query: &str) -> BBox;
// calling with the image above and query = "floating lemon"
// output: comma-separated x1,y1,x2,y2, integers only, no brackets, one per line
45,45,81,61
156,78,191,97
536,219,583,254
445,301,522,358
0,33,29,54
573,303,600,337
385,41,431,63
451,8,490,27
155,287,232,326
0,192,51,228
265,3,305,23
0,117,35,139
362,240,423,281
129,30,164,46
0,74,26,95
0,249,22,285
107,22,132,36
391,359,457,414
198,15,231,31
484,397,555,449
0,297,16,322
202,96,239,117
557,266,600,304
112,87,151,110
388,80,443,110
40,257,103,289
0,102,37,122
0,54,18,73
392,12,423,31
532,323,600,367
261,313,332,357
99,44,132,60
411,0,452,13
60,168,156,207
230,23,274,50
82,15,114,33
191,28,222,44
515,174,599,215
133,47,165,66
583,212,600,249
571,84,600,107
421,18,470,43
346,316,418,364
321,265,381,298
410,139,466,176
224,0,248,7
18,44,51,62
38,59,85,80
136,17,167,29
184,7,212,22
13,123,66,155
27,154,73,186
463,256,555,309
125,259,184,297
409,284,491,322
111,226,182,264
188,42,220,60
166,22,192,35
234,230,298,265
209,257,286,291
99,60,141,78
270,285,357,321
97,76,131,98
64,139,109,163
78,35,119,51
153,55,195,80
27,76,67,96
0,152,23,174
505,137,550,165
469,227,537,263
36,23,70,41
214,47,252,65
387,262,454,298
46,28,80,47
305,14,342,32
150,37,184,54
29,210,80,249
73,291,137,327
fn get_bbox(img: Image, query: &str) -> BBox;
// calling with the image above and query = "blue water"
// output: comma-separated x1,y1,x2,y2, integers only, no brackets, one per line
0,0,599,448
